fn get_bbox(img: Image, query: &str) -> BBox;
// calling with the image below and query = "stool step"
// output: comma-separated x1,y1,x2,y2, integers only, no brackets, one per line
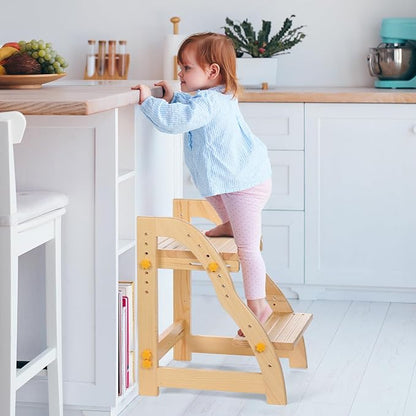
158,235,238,260
233,312,312,351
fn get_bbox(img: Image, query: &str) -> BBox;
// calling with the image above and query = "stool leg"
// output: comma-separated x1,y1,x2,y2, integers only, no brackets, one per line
265,274,309,368
173,270,191,361
137,220,159,396
45,219,63,416
288,336,308,368
0,228,18,416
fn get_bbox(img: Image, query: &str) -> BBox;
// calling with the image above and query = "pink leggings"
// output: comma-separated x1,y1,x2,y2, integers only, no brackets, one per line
206,179,272,300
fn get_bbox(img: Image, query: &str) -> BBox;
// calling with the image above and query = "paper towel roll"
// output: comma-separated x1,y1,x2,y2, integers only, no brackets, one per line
163,34,186,80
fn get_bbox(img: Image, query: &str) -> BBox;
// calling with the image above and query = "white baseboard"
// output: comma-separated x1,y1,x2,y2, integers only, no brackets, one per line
192,278,416,303
293,284,416,303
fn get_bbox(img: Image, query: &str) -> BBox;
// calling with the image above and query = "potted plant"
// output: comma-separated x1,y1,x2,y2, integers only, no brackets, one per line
223,15,306,88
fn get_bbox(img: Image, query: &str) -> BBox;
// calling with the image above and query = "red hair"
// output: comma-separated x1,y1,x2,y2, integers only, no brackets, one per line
177,32,241,97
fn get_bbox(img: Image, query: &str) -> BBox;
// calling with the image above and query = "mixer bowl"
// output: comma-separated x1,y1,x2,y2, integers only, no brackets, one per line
367,42,416,80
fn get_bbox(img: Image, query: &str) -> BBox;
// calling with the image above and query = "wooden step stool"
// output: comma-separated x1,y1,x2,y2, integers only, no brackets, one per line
137,199,312,405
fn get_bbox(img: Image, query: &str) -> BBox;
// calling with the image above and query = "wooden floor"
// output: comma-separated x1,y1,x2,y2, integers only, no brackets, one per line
122,294,416,416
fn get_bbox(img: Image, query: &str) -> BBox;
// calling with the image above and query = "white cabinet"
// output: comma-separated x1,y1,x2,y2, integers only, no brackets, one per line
305,104,416,288
239,103,305,284
185,99,416,300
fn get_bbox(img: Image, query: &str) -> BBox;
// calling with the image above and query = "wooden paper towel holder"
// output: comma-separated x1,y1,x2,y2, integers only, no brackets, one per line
171,16,181,80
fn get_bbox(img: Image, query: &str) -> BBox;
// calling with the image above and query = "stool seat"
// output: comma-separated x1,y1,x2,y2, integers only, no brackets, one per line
157,235,240,271
0,191,68,226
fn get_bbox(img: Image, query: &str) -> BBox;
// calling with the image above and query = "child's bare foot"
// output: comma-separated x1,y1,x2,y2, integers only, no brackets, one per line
237,299,273,337
205,221,233,237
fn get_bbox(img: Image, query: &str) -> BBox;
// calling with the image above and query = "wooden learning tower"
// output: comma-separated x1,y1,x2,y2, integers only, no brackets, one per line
137,199,312,405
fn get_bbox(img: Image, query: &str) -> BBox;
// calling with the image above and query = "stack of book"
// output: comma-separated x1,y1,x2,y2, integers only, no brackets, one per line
118,281,134,395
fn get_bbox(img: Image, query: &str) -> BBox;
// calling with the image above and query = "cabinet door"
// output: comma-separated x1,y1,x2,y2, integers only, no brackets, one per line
240,103,304,150
266,150,304,210
263,211,304,284
305,104,416,288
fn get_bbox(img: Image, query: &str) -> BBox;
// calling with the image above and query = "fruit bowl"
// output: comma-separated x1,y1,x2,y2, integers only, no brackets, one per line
0,73,66,89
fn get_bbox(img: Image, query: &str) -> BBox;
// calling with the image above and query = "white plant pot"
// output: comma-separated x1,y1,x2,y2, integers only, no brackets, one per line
236,57,278,88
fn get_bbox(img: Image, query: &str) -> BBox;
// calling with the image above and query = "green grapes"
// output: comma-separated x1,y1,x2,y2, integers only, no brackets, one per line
18,39,68,74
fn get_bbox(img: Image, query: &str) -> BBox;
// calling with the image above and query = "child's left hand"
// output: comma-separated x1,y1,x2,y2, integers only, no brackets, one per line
131,84,151,104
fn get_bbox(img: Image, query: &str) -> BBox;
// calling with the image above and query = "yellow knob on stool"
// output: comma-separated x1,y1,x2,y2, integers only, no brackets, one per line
141,349,153,368
255,342,266,353
208,262,219,272
141,349,152,360
140,259,152,270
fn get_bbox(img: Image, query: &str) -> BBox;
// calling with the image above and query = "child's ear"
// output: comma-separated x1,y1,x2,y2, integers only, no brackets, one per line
209,63,220,79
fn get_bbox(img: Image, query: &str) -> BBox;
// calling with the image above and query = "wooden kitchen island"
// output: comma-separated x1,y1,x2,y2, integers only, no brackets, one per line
0,81,182,416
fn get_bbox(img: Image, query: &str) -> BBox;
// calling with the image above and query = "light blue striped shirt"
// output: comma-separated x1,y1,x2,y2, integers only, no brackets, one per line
140,86,271,197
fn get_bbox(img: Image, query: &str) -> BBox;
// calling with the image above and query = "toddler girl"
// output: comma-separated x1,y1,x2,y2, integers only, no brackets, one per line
132,32,273,334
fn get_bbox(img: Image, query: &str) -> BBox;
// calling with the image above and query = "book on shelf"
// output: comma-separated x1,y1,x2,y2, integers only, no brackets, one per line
118,281,135,395
118,292,125,394
130,351,135,385
118,281,135,351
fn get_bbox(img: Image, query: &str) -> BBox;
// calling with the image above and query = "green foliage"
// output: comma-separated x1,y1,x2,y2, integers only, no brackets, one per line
223,15,306,58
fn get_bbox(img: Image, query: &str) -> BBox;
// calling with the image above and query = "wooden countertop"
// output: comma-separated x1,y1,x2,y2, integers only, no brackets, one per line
0,82,140,115
1,81,416,116
239,87,416,103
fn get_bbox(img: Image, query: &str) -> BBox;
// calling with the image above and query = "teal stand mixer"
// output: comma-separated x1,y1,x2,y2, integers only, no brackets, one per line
368,18,416,88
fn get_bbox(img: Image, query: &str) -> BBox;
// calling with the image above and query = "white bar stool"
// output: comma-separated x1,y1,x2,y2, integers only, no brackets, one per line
0,111,68,416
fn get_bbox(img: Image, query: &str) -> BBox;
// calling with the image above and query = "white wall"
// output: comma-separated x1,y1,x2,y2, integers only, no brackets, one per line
2,1,415,87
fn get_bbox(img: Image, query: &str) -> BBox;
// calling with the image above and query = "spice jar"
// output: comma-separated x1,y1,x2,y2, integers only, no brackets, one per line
108,40,116,77
86,40,96,77
97,40,106,76
118,40,127,77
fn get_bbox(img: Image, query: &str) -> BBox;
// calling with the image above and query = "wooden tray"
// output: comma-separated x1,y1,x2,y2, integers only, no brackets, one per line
0,73,66,89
